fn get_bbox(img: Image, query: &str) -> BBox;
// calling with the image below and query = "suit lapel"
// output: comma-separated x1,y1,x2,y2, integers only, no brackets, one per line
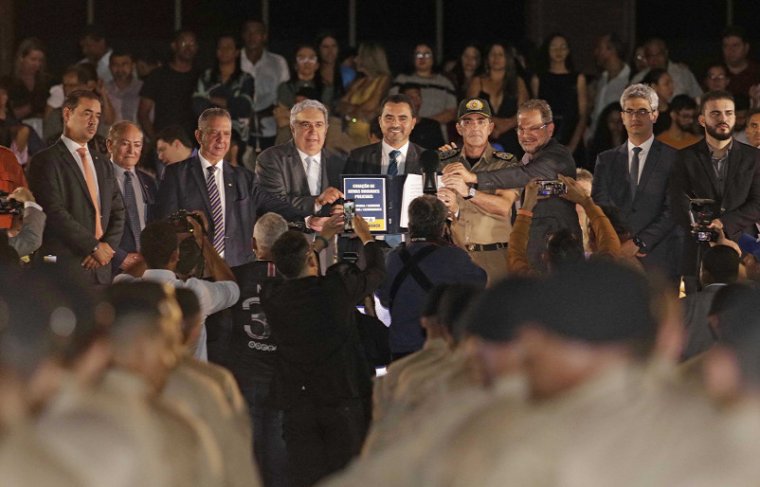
289,142,310,193
371,143,383,174
695,141,720,197
613,143,634,205
724,143,744,201
634,141,660,201
222,162,236,217
55,141,92,208
91,151,110,217
406,143,421,174
190,157,213,214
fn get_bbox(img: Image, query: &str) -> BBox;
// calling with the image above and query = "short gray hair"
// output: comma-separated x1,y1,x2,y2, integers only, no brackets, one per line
198,107,231,131
253,212,289,250
620,83,659,112
290,99,329,127
518,99,553,124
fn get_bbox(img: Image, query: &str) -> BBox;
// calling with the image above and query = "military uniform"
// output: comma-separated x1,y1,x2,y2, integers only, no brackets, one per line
163,357,261,487
440,133,520,285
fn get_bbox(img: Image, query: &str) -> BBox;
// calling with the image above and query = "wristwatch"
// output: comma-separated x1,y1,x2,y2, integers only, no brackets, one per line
464,187,477,200
632,235,647,254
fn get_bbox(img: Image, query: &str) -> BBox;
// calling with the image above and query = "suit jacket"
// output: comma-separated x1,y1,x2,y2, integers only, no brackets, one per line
670,139,760,275
28,139,125,284
112,168,158,271
256,140,345,214
475,138,581,269
7,205,46,258
156,155,304,267
344,141,425,175
593,139,679,278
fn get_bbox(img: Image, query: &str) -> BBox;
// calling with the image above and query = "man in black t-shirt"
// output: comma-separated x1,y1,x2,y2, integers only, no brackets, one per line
138,30,200,141
230,212,288,487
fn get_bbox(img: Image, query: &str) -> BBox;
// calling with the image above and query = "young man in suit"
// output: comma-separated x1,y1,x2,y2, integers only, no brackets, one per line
28,89,125,285
344,94,425,176
106,121,157,275
157,107,306,268
670,90,760,291
256,99,346,216
592,83,680,282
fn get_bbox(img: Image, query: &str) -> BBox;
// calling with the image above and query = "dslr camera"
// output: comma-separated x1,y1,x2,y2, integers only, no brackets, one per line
537,180,567,197
0,191,23,216
168,209,204,234
689,198,719,242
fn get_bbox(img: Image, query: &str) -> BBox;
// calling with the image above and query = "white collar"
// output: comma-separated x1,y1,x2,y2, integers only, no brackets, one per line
296,148,321,163
198,153,224,172
382,140,410,158
627,135,655,154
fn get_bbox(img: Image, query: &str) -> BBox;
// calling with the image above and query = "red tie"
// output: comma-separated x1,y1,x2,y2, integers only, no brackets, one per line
76,147,103,239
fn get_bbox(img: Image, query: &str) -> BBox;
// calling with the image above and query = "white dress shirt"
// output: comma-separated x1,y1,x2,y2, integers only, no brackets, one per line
240,49,290,138
296,148,322,196
381,140,410,175
61,135,100,203
199,155,227,257
114,269,240,362
627,135,655,184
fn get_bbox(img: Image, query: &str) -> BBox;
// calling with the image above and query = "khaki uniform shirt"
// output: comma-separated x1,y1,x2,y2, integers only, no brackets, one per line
182,356,250,431
427,363,726,487
322,374,526,487
163,358,260,487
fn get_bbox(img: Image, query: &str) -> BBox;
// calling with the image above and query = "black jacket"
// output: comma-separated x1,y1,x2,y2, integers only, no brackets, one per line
261,241,386,408
344,141,425,175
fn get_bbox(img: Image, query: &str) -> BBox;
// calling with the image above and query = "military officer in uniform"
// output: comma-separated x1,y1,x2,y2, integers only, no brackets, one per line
438,97,520,285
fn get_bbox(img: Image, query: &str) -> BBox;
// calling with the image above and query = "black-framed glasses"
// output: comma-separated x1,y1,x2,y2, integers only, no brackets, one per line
621,109,654,118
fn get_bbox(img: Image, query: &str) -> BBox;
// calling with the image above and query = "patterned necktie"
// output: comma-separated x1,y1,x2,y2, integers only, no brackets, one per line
76,147,103,239
305,156,321,195
630,146,642,196
388,150,401,176
206,166,225,254
122,171,142,250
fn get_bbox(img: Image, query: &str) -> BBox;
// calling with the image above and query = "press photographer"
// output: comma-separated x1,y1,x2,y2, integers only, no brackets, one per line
1,186,46,260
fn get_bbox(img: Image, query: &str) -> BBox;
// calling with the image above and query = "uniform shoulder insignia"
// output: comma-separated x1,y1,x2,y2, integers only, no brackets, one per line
494,151,516,161
438,148,462,160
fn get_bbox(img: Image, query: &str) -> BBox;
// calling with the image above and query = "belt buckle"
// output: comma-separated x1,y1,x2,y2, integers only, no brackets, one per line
466,244,477,252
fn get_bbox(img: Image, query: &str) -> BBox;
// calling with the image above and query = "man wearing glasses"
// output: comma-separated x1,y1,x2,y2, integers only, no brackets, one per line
256,99,346,216
438,97,520,284
592,83,679,284
670,90,760,292
443,99,580,270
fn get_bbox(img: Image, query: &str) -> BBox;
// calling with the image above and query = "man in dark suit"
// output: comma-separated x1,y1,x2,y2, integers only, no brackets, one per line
262,215,384,487
28,89,125,285
256,99,346,215
593,83,679,281
670,90,760,289
344,94,425,175
106,121,157,275
157,107,306,268
444,99,581,269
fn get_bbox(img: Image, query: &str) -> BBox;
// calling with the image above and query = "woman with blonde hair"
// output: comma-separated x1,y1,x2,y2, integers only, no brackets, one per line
335,42,391,147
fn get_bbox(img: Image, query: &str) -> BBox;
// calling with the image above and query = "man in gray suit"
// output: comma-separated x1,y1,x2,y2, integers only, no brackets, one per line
344,94,425,176
592,83,680,282
29,89,125,285
256,99,345,216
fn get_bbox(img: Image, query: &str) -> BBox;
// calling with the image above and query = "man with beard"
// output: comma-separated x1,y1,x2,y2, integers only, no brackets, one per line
657,94,702,150
670,90,760,291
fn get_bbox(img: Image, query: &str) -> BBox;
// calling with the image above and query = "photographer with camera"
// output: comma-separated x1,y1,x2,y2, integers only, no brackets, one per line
114,212,239,361
260,212,381,486
508,176,628,276
443,99,580,271
3,186,46,259
671,90,760,293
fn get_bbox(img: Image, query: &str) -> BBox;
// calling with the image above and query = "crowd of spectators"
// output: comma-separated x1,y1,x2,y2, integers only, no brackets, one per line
4,18,760,487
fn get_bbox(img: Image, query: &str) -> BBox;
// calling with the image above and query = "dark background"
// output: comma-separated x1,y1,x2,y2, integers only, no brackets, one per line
10,0,760,81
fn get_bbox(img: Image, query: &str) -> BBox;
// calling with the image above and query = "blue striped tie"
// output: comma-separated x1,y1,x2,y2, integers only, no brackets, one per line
388,150,400,176
122,171,142,250
206,166,225,254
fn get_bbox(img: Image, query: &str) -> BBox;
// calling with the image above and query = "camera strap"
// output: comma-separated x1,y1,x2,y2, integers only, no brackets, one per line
388,244,439,310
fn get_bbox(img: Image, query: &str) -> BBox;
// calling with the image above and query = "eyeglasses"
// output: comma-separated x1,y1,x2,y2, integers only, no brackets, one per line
294,120,326,131
708,74,727,81
460,118,491,127
621,109,654,118
415,52,433,59
517,123,549,134
296,56,318,64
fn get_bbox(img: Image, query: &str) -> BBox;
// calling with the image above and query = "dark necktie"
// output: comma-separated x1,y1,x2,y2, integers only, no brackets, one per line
206,166,225,255
388,150,401,176
630,146,642,196
122,170,142,250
